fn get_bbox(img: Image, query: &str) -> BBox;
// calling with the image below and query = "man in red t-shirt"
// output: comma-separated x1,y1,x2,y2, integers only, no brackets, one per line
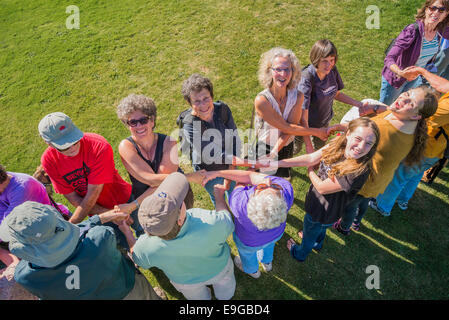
38,113,139,233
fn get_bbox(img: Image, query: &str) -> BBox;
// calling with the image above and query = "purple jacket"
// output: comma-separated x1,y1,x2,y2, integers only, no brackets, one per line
382,20,449,88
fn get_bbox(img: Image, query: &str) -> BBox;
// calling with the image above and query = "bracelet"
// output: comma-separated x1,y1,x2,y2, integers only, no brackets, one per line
133,199,140,209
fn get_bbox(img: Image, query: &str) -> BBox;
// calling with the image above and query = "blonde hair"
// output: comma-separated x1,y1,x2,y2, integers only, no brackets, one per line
321,117,380,179
258,47,301,90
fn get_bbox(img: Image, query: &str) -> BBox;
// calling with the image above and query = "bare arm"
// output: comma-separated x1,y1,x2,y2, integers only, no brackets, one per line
202,170,268,187
308,167,344,195
403,66,449,93
300,108,315,154
213,185,229,212
118,139,175,188
255,95,328,140
277,149,323,168
66,184,107,224
335,91,363,108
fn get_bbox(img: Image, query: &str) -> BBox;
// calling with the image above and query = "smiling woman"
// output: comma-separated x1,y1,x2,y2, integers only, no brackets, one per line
380,0,449,105
253,47,328,180
116,94,195,207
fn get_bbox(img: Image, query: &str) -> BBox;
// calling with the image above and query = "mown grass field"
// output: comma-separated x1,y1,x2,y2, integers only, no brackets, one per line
1,0,448,300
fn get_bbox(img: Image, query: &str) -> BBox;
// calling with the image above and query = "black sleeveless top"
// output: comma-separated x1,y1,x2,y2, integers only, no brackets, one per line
126,133,167,198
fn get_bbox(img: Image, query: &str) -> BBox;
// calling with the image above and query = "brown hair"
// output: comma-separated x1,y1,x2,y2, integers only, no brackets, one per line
116,94,157,129
403,85,439,166
321,117,380,179
181,74,214,105
309,39,338,68
416,0,449,31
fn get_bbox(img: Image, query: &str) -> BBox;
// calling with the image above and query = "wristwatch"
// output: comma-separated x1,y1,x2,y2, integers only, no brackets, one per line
373,105,380,114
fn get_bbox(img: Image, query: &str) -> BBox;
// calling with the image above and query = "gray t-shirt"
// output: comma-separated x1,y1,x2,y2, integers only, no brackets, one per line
297,64,344,128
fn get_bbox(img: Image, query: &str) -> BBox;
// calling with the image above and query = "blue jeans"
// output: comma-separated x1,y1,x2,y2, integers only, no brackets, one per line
104,194,144,250
290,213,333,262
233,232,282,274
204,176,236,206
375,157,439,214
340,194,370,230
379,75,423,106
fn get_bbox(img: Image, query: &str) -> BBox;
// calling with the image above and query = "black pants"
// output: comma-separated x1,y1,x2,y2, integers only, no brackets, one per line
256,141,293,178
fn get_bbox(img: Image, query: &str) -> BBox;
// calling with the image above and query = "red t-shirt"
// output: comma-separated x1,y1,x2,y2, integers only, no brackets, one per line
41,133,132,210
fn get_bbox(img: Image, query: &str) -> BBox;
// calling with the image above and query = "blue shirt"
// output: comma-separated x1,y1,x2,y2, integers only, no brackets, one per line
14,215,135,299
132,208,234,284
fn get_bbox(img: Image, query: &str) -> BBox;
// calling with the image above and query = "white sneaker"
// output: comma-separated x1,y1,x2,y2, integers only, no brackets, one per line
234,256,261,279
261,262,272,272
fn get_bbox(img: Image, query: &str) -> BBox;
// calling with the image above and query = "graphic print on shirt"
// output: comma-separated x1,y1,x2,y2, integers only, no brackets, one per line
62,162,91,194
321,85,337,96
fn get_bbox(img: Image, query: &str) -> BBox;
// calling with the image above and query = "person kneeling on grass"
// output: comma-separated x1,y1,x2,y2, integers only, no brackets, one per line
251,118,379,262
202,169,293,278
0,201,161,300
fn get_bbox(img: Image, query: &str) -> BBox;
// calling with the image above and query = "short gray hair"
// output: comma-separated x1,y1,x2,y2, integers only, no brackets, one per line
246,192,287,231
116,94,157,128
258,47,302,90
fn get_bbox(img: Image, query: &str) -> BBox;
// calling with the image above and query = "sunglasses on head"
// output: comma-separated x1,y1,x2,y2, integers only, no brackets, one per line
428,5,447,13
127,116,150,127
254,183,283,191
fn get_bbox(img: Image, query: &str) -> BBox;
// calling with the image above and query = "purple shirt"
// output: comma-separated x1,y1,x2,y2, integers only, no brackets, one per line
0,172,51,236
229,176,293,247
383,20,449,88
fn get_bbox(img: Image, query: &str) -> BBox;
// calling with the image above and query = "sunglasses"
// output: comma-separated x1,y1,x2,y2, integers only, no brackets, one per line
254,183,283,191
52,141,79,152
428,6,447,13
127,116,150,127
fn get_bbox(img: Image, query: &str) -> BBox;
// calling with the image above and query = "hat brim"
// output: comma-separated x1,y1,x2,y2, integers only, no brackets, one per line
9,213,81,268
50,127,84,150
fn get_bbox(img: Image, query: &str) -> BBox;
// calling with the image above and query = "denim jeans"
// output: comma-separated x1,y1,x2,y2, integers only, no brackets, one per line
289,213,333,262
340,194,370,230
379,75,423,106
204,176,236,207
233,232,282,274
375,157,439,214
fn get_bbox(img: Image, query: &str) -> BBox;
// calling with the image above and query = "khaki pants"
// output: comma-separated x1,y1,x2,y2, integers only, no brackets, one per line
170,256,236,300
123,271,161,300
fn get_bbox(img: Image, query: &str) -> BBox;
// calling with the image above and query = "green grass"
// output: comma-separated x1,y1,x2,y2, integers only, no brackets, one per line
1,0,448,299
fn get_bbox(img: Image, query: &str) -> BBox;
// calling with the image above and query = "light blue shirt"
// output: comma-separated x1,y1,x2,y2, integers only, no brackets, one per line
132,208,234,284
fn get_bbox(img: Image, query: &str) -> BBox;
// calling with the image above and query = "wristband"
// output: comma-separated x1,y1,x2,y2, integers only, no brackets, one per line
133,199,140,209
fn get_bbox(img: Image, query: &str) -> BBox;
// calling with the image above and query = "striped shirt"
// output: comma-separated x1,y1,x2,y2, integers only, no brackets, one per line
415,35,440,68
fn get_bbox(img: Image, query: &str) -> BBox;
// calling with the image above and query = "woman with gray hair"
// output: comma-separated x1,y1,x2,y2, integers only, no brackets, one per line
117,94,195,208
253,47,329,180
202,170,293,279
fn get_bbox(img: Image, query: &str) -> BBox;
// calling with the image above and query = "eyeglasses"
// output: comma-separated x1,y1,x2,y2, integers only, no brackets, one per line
428,6,447,13
254,183,283,191
192,96,212,106
127,116,150,127
271,67,291,74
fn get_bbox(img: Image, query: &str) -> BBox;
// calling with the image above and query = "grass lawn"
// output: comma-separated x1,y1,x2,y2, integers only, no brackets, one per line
1,0,448,299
